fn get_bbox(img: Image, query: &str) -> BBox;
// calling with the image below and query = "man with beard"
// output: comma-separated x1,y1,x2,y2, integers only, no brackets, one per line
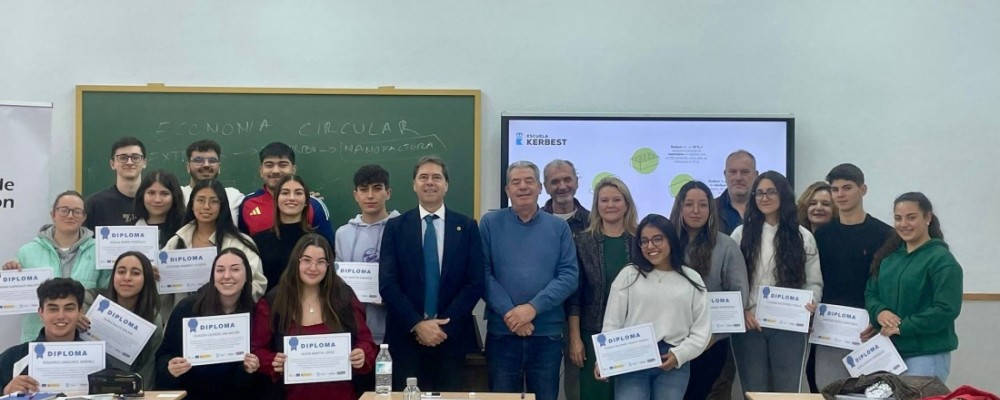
541,159,589,400
181,140,244,225
541,159,590,236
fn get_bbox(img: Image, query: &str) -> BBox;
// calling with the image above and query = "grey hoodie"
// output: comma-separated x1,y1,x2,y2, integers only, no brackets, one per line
37,224,94,278
334,210,400,344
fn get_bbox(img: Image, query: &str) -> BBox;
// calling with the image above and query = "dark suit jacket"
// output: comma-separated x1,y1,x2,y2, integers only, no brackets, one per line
379,207,485,357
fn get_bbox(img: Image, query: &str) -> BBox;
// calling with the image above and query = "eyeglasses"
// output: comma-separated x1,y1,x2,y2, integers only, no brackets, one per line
638,235,665,248
189,157,220,165
54,206,86,217
754,189,779,200
194,197,221,207
299,258,329,269
114,153,145,163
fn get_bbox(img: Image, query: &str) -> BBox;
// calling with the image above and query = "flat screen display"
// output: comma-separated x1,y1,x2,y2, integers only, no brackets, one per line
500,115,794,218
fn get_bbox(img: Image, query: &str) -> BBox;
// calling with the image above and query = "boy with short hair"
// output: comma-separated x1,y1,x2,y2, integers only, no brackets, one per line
85,137,147,230
238,142,334,243
182,139,244,222
335,164,399,344
334,164,399,395
813,163,893,388
0,278,105,394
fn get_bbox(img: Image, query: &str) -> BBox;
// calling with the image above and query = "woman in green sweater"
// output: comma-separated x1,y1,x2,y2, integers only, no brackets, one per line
865,192,962,383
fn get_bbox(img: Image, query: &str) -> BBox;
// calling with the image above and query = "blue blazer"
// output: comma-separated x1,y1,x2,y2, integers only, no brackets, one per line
379,207,485,356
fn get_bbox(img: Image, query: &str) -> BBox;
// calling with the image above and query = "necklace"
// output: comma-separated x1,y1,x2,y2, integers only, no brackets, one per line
652,269,669,283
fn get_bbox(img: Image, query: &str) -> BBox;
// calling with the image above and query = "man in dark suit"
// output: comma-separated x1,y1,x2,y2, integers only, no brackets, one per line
379,155,485,391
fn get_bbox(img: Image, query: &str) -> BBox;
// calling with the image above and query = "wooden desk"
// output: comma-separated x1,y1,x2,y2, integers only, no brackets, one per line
746,393,824,400
361,392,534,400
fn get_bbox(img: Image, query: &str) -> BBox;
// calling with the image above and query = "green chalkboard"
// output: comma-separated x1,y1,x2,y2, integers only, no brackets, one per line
77,85,481,226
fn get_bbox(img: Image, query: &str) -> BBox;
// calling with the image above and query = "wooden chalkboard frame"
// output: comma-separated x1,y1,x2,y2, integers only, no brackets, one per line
76,84,482,220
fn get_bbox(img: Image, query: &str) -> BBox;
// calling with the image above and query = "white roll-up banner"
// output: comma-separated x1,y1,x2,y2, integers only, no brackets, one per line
0,101,53,350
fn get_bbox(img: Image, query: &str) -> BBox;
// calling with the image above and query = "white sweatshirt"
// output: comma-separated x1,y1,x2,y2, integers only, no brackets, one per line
602,265,711,367
730,223,823,309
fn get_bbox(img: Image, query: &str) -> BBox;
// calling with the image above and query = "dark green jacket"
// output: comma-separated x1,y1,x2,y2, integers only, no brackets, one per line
865,239,963,357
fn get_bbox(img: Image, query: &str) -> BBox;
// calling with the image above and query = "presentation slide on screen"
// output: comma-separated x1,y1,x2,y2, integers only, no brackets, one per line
504,118,790,218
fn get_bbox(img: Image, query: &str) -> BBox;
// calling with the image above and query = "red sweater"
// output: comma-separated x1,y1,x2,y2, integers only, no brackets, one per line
251,295,376,400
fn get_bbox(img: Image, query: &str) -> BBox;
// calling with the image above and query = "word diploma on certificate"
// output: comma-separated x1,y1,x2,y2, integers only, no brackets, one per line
335,262,380,304
592,323,661,378
809,304,870,350
842,334,907,377
183,313,250,366
755,286,813,333
708,291,745,333
284,333,353,384
157,248,217,294
29,341,106,395
80,294,157,365
0,269,53,316
95,225,159,269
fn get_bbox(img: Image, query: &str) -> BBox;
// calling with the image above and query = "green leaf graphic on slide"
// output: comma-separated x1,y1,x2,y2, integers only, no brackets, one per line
670,174,694,197
591,172,616,191
631,147,659,174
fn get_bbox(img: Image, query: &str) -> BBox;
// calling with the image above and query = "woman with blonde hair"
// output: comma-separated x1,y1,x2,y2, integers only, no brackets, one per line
796,181,837,233
567,176,638,400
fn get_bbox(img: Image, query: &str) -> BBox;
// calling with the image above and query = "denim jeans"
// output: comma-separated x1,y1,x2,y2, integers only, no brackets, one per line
487,333,564,400
903,352,951,383
613,342,691,400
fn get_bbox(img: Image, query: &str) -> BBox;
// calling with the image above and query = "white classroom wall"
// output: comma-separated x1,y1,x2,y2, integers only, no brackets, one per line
1,0,997,391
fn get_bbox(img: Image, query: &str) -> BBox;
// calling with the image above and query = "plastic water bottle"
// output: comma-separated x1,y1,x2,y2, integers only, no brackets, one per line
375,343,392,395
403,377,420,400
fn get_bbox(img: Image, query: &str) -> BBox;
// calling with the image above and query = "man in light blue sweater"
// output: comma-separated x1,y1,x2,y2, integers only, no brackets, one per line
480,161,578,400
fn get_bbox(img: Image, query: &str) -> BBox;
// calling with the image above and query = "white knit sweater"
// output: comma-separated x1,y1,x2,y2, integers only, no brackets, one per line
602,265,711,367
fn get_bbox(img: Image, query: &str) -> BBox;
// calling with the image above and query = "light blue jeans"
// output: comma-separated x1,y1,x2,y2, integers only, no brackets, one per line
614,343,691,400
902,352,951,383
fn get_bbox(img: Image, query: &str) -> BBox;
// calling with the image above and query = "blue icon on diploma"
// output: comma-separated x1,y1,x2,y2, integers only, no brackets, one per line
159,251,169,265
34,343,45,359
597,334,607,347
100,227,111,240
762,287,770,298
98,299,110,313
819,304,827,316
845,356,855,368
289,337,299,351
188,319,199,333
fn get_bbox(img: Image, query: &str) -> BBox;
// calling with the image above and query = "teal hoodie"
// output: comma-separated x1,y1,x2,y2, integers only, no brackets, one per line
865,238,962,358
15,224,110,342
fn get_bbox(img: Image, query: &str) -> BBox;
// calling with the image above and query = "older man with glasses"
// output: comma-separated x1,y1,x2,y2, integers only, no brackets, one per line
84,136,148,231
180,140,244,224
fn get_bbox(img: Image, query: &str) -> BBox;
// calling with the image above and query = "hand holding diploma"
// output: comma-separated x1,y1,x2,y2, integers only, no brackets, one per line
754,286,814,333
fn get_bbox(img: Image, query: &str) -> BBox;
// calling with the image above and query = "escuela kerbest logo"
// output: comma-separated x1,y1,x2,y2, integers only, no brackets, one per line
517,132,568,146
